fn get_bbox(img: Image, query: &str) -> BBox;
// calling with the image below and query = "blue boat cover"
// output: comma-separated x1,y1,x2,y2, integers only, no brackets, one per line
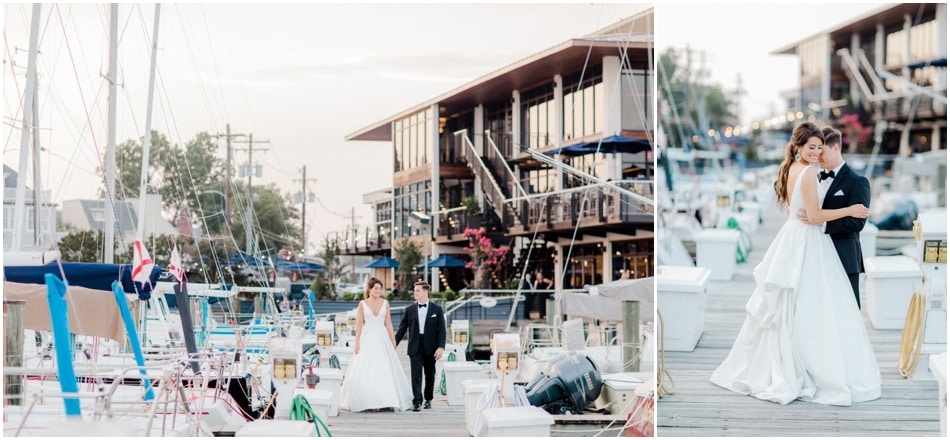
4,262,163,297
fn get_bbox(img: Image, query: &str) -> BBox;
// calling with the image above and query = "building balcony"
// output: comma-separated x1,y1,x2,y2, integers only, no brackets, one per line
429,179,654,244
341,225,393,256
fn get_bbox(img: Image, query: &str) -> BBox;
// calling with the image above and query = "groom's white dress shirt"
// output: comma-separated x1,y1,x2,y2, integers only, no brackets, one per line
818,162,846,232
417,302,429,334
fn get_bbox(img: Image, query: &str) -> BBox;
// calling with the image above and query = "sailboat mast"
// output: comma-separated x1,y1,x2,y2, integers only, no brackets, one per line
105,3,118,263
137,4,161,239
32,74,44,248
11,3,41,253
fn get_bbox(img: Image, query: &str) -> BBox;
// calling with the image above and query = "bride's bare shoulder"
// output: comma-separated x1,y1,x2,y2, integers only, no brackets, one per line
788,164,815,182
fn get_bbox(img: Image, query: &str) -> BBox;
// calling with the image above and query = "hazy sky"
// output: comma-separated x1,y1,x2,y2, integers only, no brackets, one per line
3,2,645,253
656,1,884,126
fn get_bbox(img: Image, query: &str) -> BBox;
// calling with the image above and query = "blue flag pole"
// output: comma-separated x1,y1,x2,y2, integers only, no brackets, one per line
44,274,82,417
112,281,155,400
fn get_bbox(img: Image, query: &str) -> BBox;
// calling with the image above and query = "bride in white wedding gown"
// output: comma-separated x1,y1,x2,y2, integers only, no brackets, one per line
338,277,413,412
710,122,881,406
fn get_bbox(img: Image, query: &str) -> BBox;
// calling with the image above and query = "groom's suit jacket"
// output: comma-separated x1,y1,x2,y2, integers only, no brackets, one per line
395,302,446,357
821,162,871,274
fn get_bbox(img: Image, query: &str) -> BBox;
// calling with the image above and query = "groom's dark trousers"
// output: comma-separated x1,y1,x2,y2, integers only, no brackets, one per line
821,163,871,308
395,302,446,406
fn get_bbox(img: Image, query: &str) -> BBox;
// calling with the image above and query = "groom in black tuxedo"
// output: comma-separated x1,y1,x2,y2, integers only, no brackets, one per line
395,281,446,411
818,127,871,308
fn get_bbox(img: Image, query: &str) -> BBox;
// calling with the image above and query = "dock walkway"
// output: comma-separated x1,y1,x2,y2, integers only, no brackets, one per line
657,199,943,436
317,347,469,437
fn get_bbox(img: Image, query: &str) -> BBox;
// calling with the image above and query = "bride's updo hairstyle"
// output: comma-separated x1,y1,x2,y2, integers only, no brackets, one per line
364,277,383,299
774,121,823,208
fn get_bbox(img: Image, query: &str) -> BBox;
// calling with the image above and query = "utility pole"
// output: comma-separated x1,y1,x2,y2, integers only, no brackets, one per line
343,207,361,282
294,166,316,256
234,134,269,255
212,124,247,227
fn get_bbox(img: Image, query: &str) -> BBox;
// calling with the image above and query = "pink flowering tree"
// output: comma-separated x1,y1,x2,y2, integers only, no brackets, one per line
838,113,872,153
463,227,510,289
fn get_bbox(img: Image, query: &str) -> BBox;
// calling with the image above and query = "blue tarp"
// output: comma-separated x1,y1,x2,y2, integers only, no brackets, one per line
275,259,322,272
907,57,947,69
4,262,163,294
228,253,266,267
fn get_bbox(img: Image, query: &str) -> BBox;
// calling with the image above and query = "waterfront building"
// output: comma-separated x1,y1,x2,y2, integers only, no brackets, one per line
342,9,655,293
772,3,946,156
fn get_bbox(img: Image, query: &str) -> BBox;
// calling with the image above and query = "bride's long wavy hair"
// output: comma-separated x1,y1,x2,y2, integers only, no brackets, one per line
774,121,823,209
364,277,382,299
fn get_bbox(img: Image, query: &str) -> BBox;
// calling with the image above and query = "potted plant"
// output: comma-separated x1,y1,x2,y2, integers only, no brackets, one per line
461,195,482,228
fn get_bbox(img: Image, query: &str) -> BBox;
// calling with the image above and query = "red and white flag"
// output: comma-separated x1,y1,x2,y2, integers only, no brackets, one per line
169,244,186,283
132,239,155,285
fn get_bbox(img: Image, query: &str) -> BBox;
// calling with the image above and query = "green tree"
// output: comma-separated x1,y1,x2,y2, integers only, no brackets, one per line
659,47,736,149
156,131,227,230
392,238,423,299
229,182,300,256
99,130,300,265
310,234,346,300
57,230,105,262
100,131,172,200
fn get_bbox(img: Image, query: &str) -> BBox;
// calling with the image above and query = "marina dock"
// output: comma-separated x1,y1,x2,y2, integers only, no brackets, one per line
657,199,944,436
324,349,468,437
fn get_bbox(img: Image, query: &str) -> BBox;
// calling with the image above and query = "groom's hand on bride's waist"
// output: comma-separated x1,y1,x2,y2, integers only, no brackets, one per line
795,208,816,224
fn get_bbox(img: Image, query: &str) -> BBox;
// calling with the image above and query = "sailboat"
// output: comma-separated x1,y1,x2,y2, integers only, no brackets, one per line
2,5,265,435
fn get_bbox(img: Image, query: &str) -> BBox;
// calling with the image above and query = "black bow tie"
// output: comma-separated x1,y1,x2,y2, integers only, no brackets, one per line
819,170,836,181
418,303,427,308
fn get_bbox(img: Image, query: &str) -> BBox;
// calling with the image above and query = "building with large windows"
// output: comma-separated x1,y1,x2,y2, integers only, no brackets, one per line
343,9,655,292
772,3,946,155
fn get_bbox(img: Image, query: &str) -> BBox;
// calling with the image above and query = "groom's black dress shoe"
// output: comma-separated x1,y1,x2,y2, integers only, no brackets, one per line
412,403,421,412
423,400,431,409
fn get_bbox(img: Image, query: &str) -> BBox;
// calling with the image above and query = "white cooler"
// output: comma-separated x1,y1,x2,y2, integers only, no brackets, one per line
309,367,344,416
462,379,497,435
444,361,488,405
657,265,711,351
594,372,651,415
694,229,740,280
293,388,332,423
482,405,554,437
931,352,947,437
860,222,879,258
864,256,923,329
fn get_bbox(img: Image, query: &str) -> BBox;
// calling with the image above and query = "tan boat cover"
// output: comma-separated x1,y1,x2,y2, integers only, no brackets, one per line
3,281,132,341
561,277,654,323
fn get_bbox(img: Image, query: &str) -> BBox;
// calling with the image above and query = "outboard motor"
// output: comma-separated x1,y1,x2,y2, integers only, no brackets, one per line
524,352,602,414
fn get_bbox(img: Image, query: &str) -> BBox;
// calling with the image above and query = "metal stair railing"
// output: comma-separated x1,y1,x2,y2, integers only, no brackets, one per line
484,129,529,200
455,129,518,227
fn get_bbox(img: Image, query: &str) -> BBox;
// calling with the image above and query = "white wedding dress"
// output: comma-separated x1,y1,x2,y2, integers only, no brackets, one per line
710,168,881,406
338,300,413,412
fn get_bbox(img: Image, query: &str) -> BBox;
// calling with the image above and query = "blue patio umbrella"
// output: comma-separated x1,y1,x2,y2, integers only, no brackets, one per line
365,256,400,269
546,135,652,157
418,255,468,269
